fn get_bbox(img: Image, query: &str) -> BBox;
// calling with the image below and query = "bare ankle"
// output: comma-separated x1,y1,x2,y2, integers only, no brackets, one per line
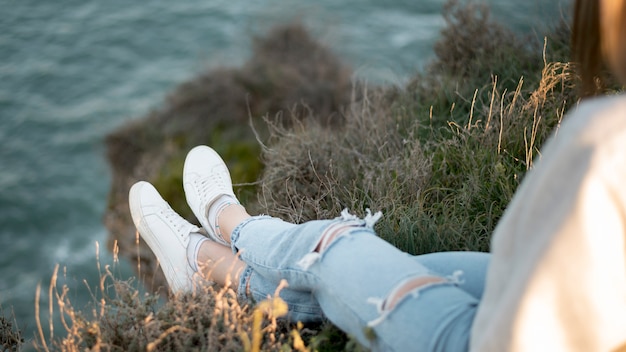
196,241,245,290
216,204,251,243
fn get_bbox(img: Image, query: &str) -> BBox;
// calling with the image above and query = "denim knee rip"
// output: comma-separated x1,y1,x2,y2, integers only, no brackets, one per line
366,270,464,327
296,208,383,270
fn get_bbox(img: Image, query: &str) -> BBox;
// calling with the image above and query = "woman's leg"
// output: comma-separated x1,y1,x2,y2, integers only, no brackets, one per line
181,146,327,322
183,145,480,351
193,236,321,322
194,240,244,290
412,251,490,300
229,213,479,351
212,203,491,305
195,239,325,323
204,209,491,322
129,180,325,323
213,206,491,317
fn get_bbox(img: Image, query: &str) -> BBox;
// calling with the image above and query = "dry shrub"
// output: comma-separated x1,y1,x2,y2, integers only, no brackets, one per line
243,24,354,127
36,263,318,352
431,0,539,81
258,88,430,224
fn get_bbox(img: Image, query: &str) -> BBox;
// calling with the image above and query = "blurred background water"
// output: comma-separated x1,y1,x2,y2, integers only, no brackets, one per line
0,0,567,347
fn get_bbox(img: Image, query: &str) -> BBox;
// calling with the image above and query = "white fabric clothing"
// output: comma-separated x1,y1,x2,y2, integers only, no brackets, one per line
471,95,626,351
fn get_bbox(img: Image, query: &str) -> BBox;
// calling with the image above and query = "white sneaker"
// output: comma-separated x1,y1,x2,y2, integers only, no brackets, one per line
183,145,237,246
129,181,201,293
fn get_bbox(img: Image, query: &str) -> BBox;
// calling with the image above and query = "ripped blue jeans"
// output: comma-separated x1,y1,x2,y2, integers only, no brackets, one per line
231,210,489,352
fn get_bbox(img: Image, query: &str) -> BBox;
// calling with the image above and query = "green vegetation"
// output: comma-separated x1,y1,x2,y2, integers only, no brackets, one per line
15,0,596,350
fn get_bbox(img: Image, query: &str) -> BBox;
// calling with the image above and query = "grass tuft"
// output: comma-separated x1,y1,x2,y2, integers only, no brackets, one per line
36,261,361,351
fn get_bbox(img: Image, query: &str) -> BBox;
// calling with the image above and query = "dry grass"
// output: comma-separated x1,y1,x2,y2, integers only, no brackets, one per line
33,257,339,352
257,87,428,224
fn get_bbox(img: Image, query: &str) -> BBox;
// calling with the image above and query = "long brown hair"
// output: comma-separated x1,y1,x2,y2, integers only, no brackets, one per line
572,0,603,96
572,0,626,96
